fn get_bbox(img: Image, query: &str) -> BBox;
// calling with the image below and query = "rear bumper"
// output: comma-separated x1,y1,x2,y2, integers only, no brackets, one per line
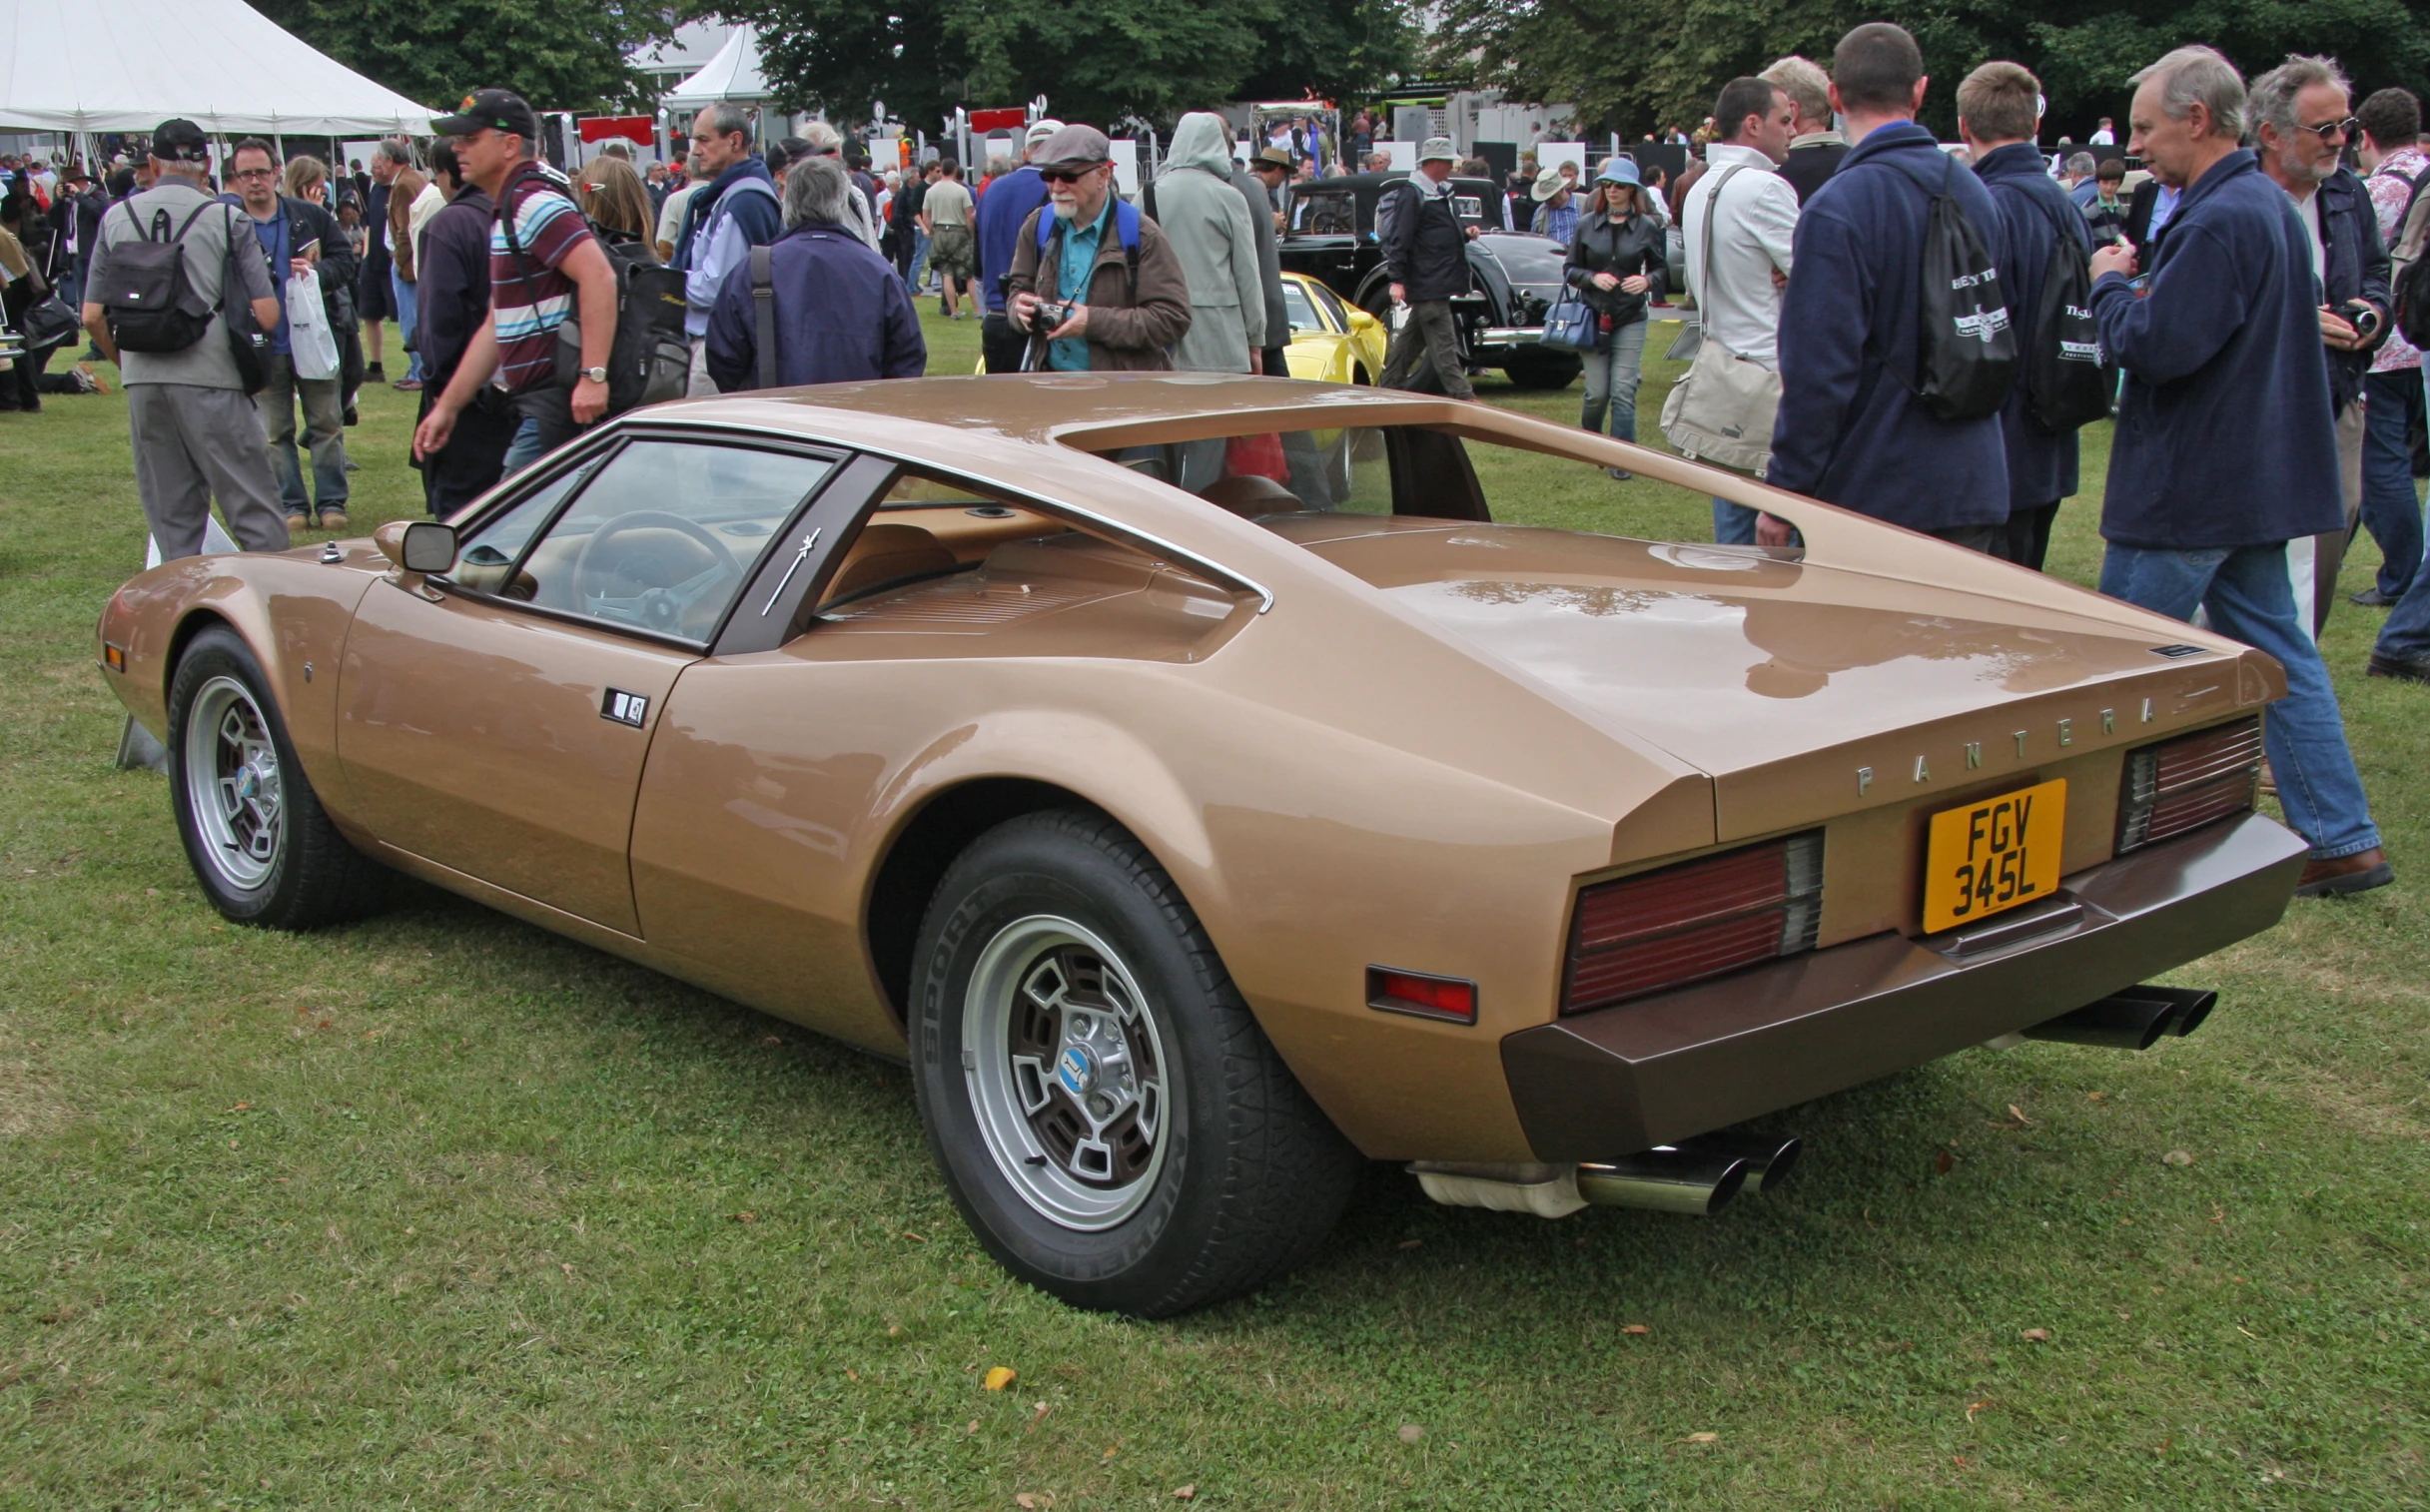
1500,813,2308,1159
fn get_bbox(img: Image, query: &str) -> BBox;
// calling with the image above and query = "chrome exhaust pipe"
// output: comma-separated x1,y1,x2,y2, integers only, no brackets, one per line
1678,1133,1803,1194
2022,985,2216,1051
1576,1147,1750,1216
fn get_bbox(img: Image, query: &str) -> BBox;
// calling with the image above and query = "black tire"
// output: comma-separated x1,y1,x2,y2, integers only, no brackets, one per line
908,809,1360,1316
166,624,387,930
1502,351,1583,390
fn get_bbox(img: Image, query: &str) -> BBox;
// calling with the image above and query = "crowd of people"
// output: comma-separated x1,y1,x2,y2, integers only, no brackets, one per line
10,25,2422,899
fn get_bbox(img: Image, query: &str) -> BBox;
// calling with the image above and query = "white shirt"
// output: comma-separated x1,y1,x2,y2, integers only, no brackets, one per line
2090,128,2116,146
1680,144,1800,369
2295,188,2326,293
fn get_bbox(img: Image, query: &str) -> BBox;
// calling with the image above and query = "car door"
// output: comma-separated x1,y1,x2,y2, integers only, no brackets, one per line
337,431,840,934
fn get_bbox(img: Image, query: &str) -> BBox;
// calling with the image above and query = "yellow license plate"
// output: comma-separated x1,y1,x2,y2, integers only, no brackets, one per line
1921,779,2067,934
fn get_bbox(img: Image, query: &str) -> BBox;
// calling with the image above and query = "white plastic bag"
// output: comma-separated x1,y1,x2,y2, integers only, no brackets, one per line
286,272,340,380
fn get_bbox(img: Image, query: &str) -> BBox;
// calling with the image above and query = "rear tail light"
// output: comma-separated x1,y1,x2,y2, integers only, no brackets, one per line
1561,832,1824,1016
2115,716,2261,854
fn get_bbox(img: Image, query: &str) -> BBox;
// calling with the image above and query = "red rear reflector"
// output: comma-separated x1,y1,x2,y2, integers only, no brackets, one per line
2116,716,2261,853
1367,967,1478,1024
1561,832,1824,1016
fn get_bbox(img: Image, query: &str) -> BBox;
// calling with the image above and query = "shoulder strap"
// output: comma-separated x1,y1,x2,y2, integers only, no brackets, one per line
751,243,777,391
2391,167,2430,261
1114,198,1142,254
1696,164,1749,303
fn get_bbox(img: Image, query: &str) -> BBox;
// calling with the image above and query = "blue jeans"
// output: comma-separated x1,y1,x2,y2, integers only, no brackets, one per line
2099,542,2380,860
392,272,421,383
910,229,932,291
254,353,349,516
2357,368,2424,599
501,416,545,476
1579,317,1648,444
1713,498,1762,543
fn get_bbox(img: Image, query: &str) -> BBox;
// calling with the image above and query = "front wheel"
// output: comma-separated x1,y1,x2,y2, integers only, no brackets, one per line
167,625,386,929
909,809,1360,1316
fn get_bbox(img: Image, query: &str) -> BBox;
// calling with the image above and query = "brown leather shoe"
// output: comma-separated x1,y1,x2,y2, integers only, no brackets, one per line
2295,848,2393,898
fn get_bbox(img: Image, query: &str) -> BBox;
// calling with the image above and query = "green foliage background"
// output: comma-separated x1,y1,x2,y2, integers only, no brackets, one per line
1427,0,2430,143
244,0,678,113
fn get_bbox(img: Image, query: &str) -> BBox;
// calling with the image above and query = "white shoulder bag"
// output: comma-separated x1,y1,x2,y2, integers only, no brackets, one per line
1661,166,1784,476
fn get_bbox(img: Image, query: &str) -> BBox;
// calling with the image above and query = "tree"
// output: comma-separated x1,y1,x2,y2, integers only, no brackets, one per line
731,0,1414,130
1430,0,2430,144
246,0,676,114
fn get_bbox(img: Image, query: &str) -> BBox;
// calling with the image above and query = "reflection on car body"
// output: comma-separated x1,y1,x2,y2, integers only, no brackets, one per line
99,375,2308,1316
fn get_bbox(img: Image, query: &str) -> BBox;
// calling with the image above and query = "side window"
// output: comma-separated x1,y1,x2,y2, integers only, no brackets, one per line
1310,284,1353,332
509,440,833,641
445,462,591,598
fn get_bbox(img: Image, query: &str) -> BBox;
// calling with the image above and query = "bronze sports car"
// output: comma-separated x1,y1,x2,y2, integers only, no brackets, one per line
98,377,2306,1315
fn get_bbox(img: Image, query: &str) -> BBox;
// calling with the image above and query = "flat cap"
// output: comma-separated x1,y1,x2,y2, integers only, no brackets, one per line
1035,124,1111,170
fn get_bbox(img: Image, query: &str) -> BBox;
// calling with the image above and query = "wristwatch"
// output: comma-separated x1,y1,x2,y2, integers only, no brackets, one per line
581,365,608,384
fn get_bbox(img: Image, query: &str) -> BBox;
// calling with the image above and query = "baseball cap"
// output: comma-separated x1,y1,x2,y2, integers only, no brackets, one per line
150,119,211,164
1035,124,1111,171
1025,118,1066,151
432,88,541,143
1418,136,1457,164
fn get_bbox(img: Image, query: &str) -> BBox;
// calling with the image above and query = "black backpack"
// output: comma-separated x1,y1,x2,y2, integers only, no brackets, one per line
96,200,217,353
496,165,689,414
1880,153,2017,422
2025,196,2111,433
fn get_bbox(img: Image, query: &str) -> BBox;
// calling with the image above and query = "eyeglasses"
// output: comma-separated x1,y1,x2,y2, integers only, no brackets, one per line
231,168,277,181
1039,168,1099,185
2298,116,2359,142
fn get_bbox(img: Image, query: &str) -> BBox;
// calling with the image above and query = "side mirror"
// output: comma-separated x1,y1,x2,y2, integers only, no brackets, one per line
1347,309,1379,333
375,519,459,576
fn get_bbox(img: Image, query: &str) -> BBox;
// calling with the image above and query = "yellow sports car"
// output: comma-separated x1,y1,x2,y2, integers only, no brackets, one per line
1279,272,1385,383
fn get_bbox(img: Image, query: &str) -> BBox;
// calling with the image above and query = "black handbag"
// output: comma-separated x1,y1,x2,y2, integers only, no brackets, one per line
16,289,81,351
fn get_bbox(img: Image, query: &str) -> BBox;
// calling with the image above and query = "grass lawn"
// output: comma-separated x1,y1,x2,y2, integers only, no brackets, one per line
1,308,2425,1510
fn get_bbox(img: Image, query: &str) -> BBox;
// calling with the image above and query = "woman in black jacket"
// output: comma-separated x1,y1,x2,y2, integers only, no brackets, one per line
1564,158,1667,475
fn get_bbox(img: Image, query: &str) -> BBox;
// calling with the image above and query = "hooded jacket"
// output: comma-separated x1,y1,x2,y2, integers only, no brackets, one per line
1976,141,2092,511
1150,113,1266,373
1767,121,2011,532
676,157,783,339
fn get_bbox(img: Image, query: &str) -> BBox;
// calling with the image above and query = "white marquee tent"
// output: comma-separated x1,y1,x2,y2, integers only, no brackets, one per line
663,24,772,110
0,0,436,136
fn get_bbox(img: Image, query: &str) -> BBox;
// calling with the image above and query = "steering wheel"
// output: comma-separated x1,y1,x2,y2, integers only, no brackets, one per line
571,510,742,638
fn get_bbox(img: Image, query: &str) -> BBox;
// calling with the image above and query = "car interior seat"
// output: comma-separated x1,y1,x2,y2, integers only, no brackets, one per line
1201,473,1304,518
821,523,959,606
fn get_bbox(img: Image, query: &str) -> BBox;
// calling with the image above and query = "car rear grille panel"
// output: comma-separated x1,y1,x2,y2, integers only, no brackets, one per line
1561,832,1824,1016
2117,716,2262,853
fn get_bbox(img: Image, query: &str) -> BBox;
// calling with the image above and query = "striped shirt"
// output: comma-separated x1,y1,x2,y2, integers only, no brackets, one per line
490,167,596,392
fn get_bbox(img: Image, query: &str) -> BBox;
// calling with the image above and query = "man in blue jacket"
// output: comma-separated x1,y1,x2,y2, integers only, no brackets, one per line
1765,23,2010,551
675,104,783,395
976,119,1060,374
705,158,926,389
1961,61,2095,570
2088,44,2389,897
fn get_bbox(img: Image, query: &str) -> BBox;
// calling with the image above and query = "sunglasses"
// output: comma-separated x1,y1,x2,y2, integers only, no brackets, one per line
1040,167,1101,185
2298,116,2359,142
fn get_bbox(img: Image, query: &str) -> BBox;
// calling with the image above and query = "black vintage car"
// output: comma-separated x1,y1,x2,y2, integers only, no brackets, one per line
1269,172,1582,390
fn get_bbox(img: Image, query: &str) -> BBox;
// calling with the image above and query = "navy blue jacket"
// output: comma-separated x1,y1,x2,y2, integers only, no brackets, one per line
417,186,494,392
2091,151,2343,550
705,224,926,389
674,157,784,271
976,165,1051,313
1976,142,2092,510
2308,166,2391,415
1768,122,2010,531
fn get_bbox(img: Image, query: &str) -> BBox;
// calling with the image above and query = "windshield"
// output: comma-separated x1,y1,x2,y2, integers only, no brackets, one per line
1282,282,1325,334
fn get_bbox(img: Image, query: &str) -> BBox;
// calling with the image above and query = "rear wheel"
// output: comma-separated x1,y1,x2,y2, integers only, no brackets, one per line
1502,350,1583,389
167,625,386,929
909,809,1360,1316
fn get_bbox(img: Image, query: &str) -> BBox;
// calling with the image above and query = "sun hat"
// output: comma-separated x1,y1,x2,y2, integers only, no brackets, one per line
1594,157,1642,186
1252,146,1294,171
1530,164,1570,200
1418,136,1457,165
